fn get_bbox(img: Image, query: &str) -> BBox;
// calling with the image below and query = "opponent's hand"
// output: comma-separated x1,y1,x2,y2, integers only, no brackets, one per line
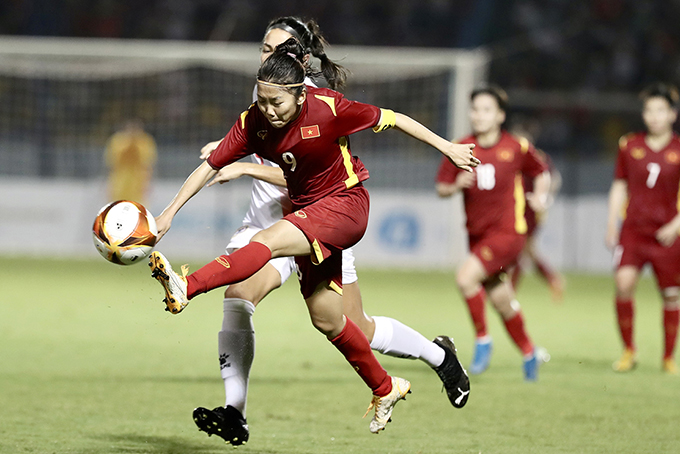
200,139,223,160
207,162,249,187
656,222,679,247
444,143,480,172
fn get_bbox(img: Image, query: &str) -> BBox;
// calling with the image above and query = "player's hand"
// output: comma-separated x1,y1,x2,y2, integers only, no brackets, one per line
656,223,679,247
526,192,548,214
605,225,619,250
455,171,476,189
207,162,249,187
199,139,223,160
444,143,479,172
154,214,172,243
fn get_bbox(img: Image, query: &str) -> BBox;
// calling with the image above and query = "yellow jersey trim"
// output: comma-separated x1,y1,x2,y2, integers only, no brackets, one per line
314,95,337,116
519,136,529,154
328,280,343,296
514,173,528,234
239,110,249,129
373,109,396,133
339,136,359,188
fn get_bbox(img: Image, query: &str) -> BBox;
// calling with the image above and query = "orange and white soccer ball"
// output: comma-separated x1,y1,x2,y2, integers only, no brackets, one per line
92,200,158,265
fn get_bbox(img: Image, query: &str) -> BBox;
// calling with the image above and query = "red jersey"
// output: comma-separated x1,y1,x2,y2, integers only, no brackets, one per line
208,86,395,208
614,132,680,237
436,131,548,236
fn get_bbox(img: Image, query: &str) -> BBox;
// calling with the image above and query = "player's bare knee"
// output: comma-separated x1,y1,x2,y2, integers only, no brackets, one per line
224,284,258,305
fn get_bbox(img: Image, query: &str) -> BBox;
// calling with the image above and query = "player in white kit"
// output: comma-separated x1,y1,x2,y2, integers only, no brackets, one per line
190,17,469,446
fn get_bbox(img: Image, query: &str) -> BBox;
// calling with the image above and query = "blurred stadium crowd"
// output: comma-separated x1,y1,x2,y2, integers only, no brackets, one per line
2,0,678,91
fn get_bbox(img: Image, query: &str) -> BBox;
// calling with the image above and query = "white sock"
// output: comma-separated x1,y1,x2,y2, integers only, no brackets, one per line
369,316,445,368
218,298,256,417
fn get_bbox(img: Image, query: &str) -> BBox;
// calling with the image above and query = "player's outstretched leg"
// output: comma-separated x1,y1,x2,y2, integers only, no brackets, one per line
432,336,470,408
148,251,189,314
193,405,249,446
364,376,411,434
469,336,493,375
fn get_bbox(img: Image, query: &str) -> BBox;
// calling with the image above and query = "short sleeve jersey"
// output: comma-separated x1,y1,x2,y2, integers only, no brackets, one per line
436,131,548,236
614,132,680,236
209,86,394,208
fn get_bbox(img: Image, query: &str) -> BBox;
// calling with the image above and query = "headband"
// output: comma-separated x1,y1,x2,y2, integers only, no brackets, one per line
257,79,306,89
271,22,311,47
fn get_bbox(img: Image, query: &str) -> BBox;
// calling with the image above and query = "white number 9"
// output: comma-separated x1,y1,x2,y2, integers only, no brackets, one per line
282,152,297,171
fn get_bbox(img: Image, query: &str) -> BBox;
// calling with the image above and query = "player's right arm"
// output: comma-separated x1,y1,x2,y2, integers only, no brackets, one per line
155,161,218,242
436,172,476,198
606,179,628,250
207,162,286,187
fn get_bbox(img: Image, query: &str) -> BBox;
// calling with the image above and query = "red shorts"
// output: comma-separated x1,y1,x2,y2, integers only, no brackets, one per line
284,184,370,299
469,231,526,276
615,227,680,289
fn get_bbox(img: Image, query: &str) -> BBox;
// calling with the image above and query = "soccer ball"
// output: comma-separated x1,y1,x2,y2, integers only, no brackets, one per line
92,200,158,265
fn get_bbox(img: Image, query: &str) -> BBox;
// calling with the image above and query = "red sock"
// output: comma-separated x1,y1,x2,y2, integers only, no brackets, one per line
186,242,272,299
663,306,679,360
330,318,392,397
465,288,488,337
615,298,635,351
504,311,534,356
535,258,556,284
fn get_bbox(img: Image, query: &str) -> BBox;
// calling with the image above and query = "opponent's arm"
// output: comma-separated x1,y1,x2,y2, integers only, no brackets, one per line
393,112,479,171
155,161,218,242
606,179,628,250
207,162,286,187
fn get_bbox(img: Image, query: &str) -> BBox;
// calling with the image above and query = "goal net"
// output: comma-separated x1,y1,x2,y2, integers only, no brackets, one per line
0,36,489,189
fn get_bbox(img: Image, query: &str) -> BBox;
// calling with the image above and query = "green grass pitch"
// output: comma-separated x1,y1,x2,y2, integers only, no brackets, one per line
1,257,679,453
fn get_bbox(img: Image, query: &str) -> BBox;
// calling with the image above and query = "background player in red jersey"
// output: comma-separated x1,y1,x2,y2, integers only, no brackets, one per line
148,39,479,435
193,17,475,445
606,83,680,375
436,85,550,381
510,145,565,302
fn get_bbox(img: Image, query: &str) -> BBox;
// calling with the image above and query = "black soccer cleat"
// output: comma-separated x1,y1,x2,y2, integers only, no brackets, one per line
193,405,249,446
432,336,470,408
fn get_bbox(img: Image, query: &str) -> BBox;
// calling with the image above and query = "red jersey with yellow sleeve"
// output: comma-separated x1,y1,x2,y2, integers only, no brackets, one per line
615,132,680,237
436,131,548,237
208,86,396,208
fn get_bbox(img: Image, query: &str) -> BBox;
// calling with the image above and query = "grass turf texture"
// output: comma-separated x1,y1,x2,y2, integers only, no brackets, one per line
1,257,679,453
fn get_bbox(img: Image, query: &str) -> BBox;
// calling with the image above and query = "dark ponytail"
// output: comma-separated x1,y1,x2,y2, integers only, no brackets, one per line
257,38,307,97
265,16,349,90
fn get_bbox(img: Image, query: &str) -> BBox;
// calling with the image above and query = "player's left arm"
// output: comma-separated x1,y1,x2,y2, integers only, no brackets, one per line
656,212,680,247
526,171,551,213
391,112,479,171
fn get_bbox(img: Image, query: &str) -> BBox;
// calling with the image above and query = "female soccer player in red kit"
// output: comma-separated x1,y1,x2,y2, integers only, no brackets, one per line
148,38,479,434
436,85,550,381
606,83,680,375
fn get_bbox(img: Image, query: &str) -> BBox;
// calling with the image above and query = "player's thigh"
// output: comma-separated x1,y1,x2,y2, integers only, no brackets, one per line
456,253,489,295
251,220,312,257
305,286,345,338
615,265,640,297
224,262,283,306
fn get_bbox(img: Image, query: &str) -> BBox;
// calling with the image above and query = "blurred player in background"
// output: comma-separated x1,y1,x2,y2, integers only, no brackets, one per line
149,38,477,438
606,82,680,375
105,119,156,204
509,135,565,302
436,85,551,381
185,17,471,446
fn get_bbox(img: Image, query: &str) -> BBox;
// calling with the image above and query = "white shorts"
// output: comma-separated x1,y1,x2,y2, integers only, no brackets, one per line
226,225,358,286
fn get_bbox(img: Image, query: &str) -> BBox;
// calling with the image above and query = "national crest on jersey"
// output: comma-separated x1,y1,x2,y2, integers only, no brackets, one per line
207,86,395,208
614,132,680,236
